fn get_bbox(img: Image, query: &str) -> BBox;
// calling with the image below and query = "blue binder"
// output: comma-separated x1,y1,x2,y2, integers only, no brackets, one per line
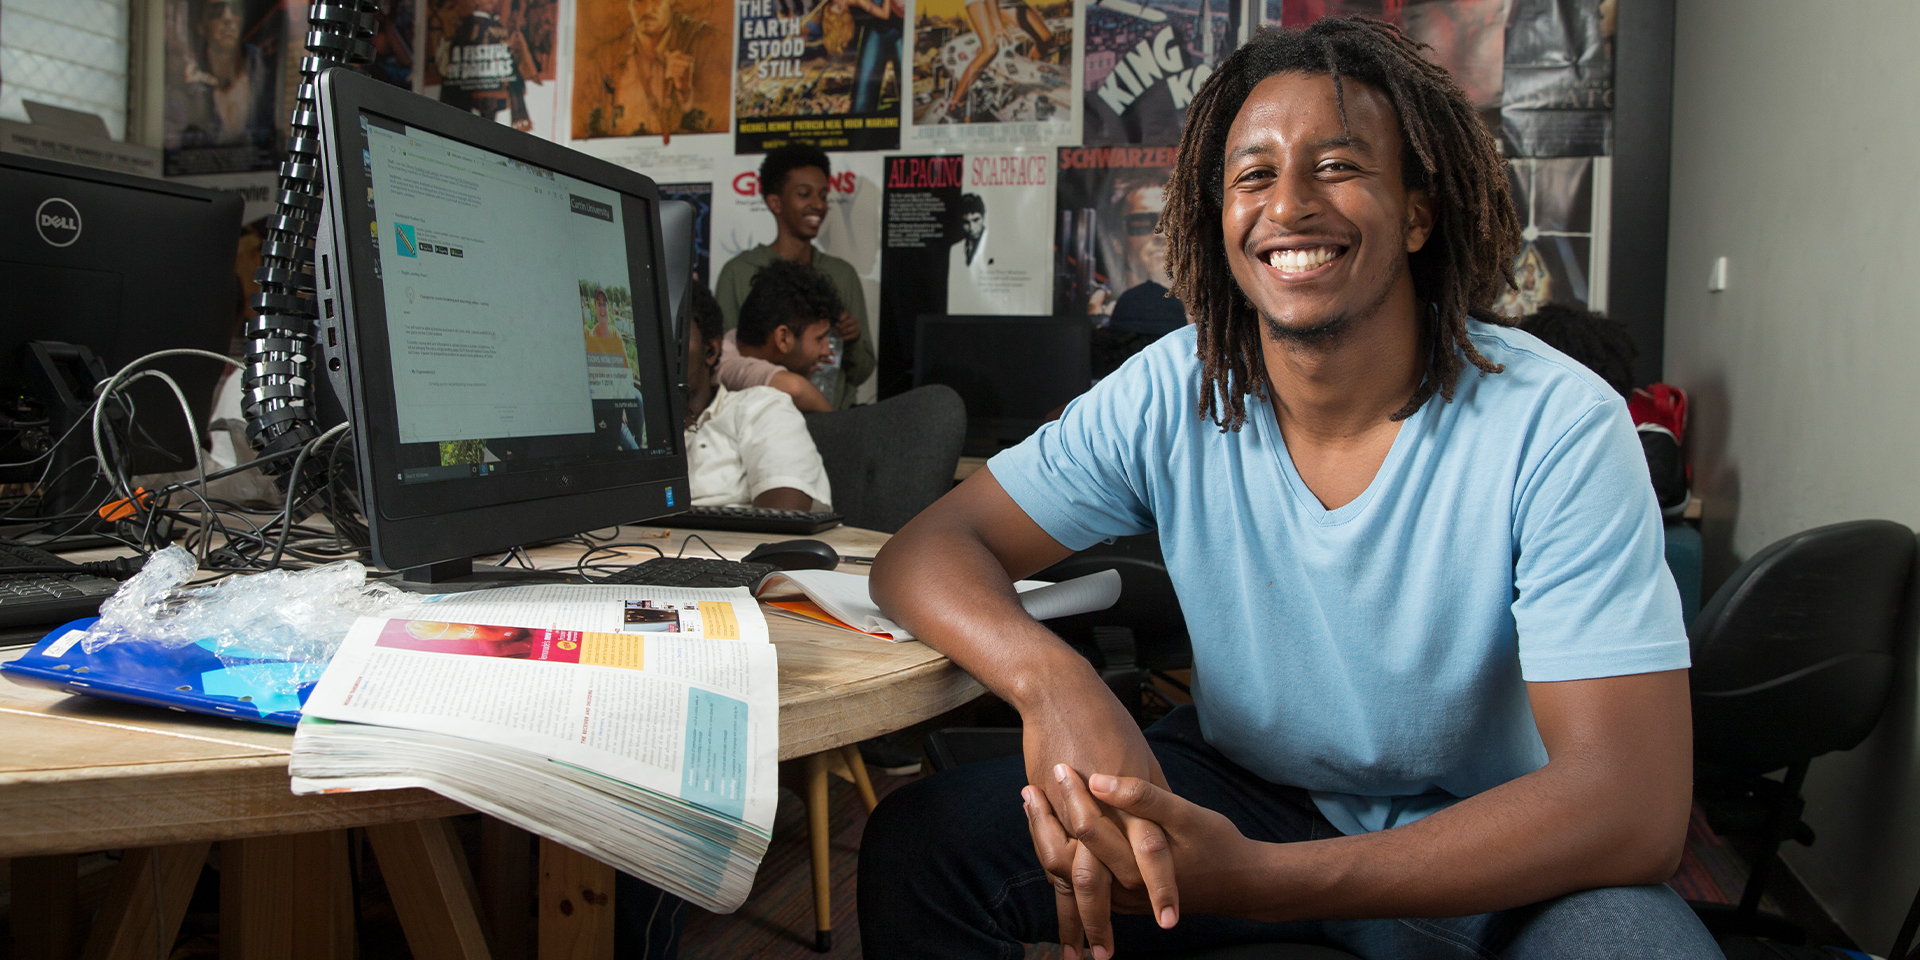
1,618,316,727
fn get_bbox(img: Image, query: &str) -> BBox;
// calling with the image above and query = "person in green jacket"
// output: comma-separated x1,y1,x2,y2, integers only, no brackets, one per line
714,144,876,410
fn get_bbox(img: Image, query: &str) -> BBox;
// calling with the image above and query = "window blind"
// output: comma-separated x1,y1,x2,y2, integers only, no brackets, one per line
0,0,132,140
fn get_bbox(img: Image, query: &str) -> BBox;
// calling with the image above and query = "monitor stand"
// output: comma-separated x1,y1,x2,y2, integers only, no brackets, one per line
397,556,588,589
2,342,144,551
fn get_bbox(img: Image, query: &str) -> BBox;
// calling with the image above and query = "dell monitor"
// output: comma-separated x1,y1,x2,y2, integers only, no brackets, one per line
1,152,241,539
312,69,688,580
912,314,1092,458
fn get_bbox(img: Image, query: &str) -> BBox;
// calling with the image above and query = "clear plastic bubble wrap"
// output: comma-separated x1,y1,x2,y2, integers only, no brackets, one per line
78,546,409,693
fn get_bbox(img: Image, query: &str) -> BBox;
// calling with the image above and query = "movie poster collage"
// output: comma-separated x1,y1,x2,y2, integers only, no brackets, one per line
158,0,1616,397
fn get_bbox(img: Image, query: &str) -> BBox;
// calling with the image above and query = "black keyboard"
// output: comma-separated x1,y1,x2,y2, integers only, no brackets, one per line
661,505,843,536
0,541,123,629
599,556,779,589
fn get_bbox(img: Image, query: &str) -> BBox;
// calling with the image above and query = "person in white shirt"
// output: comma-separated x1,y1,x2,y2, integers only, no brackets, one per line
683,282,833,511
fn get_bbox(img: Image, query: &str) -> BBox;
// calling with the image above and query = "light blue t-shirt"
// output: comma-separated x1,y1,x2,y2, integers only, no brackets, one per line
989,321,1688,835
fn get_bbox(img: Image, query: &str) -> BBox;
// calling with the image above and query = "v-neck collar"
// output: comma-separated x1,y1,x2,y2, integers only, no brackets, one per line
1256,393,1429,526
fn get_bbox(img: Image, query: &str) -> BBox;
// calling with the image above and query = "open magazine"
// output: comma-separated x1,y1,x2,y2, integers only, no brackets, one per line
288,584,777,913
756,569,1122,641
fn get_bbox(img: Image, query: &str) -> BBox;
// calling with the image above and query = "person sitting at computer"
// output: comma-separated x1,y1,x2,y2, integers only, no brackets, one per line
686,282,832,511
716,258,844,415
714,144,875,410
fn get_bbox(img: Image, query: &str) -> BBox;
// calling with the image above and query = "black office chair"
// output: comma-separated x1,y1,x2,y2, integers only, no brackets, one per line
802,384,965,534
1688,519,1917,943
1034,533,1191,722
923,534,1190,773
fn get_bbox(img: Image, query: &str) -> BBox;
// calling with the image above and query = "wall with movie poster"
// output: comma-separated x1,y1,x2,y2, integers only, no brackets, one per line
153,0,1619,406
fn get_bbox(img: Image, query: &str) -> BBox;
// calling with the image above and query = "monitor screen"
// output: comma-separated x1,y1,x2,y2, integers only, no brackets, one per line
912,314,1091,458
361,114,672,484
315,70,687,576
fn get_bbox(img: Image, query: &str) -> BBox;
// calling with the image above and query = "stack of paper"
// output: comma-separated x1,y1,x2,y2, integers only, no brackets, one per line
289,584,778,912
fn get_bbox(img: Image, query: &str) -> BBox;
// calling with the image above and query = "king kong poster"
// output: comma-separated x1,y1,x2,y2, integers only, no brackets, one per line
1082,0,1237,146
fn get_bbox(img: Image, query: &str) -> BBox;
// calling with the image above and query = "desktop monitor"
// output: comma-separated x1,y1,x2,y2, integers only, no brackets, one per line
312,69,688,579
911,314,1092,458
0,152,241,528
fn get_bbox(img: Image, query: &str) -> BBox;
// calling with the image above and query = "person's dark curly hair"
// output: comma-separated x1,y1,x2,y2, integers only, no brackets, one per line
759,143,832,196
1521,302,1637,398
736,258,843,347
1163,17,1522,429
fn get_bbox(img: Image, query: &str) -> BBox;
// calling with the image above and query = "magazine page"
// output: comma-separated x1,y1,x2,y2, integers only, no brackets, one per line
297,604,779,829
388,584,771,642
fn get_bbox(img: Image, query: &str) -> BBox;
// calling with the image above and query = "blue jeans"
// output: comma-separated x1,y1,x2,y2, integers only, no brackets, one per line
852,23,902,115
859,706,1722,959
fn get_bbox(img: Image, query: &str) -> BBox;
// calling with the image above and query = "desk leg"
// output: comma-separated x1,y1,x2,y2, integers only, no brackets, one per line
479,817,534,960
12,853,79,960
537,838,615,960
807,751,834,952
79,842,210,960
293,831,357,960
839,744,880,812
220,831,354,960
365,819,494,960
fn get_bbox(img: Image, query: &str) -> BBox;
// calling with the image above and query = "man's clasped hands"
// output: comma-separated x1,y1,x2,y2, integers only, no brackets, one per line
1019,710,1274,960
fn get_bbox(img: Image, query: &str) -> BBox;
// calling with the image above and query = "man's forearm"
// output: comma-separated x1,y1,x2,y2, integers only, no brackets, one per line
1227,672,1693,923
870,507,1094,711
770,371,832,412
1239,759,1685,922
752,487,812,511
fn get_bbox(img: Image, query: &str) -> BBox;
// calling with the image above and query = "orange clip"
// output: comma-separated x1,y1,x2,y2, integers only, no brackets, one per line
97,486,151,523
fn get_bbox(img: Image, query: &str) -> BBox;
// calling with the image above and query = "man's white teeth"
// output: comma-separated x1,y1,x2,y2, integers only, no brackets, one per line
1268,246,1340,272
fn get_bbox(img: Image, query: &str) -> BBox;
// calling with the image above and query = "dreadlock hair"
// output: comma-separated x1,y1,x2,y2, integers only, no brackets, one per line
1520,302,1637,398
1163,16,1521,429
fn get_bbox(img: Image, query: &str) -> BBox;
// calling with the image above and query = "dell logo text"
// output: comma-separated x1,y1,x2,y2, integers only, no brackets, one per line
35,198,82,247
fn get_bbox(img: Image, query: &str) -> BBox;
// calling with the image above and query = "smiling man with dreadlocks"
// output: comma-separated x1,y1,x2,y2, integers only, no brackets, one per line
859,17,1713,960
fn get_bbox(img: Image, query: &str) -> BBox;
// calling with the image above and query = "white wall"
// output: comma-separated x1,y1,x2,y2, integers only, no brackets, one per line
1663,0,1920,947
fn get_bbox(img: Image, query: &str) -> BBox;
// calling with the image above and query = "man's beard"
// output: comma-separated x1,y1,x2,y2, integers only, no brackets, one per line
1257,253,1403,349
1262,310,1353,347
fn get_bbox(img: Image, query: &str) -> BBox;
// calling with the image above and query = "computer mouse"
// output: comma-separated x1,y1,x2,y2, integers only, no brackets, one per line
742,539,841,571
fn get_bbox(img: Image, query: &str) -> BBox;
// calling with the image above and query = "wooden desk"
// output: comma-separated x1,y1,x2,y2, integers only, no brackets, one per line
0,522,984,958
